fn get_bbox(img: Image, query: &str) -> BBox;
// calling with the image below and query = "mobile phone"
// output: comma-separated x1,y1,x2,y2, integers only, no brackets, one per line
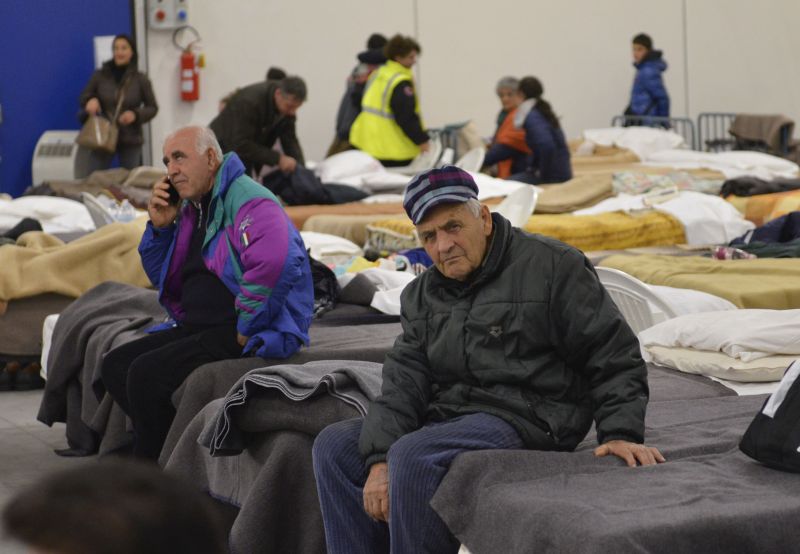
166,177,180,205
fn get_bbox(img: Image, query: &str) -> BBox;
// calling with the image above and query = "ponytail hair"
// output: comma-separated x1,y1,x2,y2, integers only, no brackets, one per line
519,76,561,130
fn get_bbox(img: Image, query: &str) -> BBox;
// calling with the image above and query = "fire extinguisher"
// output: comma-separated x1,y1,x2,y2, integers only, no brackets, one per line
173,26,203,102
180,48,199,102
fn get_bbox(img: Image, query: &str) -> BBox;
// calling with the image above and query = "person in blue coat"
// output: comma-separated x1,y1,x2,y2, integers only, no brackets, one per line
626,33,670,121
509,76,572,185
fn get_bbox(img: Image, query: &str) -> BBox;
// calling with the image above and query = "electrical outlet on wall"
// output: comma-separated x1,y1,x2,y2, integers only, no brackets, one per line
148,0,189,30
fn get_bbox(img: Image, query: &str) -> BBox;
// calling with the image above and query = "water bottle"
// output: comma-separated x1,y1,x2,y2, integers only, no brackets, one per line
116,199,136,222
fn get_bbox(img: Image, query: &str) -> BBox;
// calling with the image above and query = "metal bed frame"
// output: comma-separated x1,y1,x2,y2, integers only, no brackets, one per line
697,112,793,155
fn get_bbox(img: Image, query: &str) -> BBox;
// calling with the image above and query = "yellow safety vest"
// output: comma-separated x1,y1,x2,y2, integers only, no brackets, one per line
349,60,424,161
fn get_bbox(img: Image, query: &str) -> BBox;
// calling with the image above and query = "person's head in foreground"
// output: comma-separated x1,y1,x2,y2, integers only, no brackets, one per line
2,460,227,554
404,166,492,281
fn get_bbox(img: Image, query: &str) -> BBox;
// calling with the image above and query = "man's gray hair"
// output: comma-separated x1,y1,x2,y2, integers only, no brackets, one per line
164,126,223,163
496,76,519,93
464,198,482,218
278,76,307,102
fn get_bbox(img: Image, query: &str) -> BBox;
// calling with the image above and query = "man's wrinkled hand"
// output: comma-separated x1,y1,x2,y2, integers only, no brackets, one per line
594,440,666,467
363,462,390,522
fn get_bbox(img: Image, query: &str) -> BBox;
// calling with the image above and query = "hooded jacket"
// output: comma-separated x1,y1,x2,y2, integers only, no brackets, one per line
629,50,670,117
359,214,648,466
139,153,314,359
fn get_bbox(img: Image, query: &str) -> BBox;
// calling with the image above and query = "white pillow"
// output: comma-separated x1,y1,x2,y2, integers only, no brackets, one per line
638,309,800,362
644,346,794,382
315,150,384,184
300,231,363,260
649,285,737,315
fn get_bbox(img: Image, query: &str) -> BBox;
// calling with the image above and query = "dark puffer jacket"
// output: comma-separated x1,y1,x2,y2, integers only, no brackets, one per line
78,62,158,147
209,80,305,176
629,50,670,117
359,214,648,466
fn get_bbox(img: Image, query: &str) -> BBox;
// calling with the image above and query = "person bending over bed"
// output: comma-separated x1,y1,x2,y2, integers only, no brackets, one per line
101,125,313,460
349,34,431,167
508,76,572,185
209,75,306,178
483,76,531,178
312,166,664,554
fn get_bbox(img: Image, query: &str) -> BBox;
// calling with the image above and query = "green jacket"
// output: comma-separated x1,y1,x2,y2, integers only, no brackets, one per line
359,214,648,466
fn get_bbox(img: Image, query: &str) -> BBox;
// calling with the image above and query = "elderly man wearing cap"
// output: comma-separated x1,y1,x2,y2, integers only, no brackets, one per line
312,166,664,554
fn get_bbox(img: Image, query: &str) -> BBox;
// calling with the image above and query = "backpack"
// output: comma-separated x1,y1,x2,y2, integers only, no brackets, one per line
739,360,800,473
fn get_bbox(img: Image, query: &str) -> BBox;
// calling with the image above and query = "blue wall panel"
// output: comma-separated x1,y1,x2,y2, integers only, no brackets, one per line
0,1,132,196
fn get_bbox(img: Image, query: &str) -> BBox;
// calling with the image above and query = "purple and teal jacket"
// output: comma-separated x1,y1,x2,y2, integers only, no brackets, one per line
138,152,314,359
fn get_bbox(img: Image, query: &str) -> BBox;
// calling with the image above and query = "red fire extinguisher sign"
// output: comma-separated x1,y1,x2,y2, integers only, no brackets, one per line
180,48,199,102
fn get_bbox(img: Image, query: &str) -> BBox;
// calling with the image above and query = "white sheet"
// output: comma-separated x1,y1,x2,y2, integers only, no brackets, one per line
642,149,800,179
300,231,363,261
0,196,95,234
40,313,59,380
575,190,755,244
582,126,687,159
639,309,800,362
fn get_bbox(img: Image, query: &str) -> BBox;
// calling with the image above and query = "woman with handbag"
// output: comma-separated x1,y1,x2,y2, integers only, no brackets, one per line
78,34,158,172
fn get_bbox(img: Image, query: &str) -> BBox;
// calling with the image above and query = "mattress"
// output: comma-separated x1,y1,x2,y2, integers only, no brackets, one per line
0,293,73,361
725,188,800,226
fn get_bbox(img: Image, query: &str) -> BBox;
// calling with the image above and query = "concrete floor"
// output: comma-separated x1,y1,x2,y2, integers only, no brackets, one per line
0,389,93,552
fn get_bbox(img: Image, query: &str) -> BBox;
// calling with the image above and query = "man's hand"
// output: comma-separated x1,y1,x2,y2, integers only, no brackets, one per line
418,141,431,153
363,462,390,522
594,440,666,467
278,154,297,174
148,177,179,228
118,110,137,126
85,97,101,115
237,333,248,347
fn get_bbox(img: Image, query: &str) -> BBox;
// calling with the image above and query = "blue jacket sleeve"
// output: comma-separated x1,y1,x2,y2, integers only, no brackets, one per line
138,220,176,288
523,111,556,174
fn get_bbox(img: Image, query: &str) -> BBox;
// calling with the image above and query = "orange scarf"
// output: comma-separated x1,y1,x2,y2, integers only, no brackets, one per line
494,108,531,178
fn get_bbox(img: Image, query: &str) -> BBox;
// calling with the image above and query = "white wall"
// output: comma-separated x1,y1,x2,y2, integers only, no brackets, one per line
145,1,799,163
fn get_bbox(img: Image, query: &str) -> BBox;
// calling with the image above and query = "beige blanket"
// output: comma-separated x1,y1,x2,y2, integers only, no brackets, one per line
0,216,151,302
599,254,800,309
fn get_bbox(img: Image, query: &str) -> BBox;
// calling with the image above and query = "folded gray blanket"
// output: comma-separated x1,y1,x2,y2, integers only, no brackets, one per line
199,360,383,456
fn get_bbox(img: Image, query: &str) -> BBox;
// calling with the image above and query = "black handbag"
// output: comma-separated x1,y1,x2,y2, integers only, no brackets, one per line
740,360,800,473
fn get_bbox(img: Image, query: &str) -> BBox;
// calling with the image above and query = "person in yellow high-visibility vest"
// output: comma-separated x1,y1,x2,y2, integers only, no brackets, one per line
349,34,430,167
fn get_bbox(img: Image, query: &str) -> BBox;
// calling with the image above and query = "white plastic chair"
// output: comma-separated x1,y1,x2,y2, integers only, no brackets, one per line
491,186,539,228
595,267,678,334
390,135,443,176
454,147,486,172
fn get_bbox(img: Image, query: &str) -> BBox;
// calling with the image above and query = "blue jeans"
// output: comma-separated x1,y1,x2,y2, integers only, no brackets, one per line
312,413,524,554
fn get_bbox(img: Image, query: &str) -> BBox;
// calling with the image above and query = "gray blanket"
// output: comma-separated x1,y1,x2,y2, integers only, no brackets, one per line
159,321,401,465
37,281,162,454
199,360,382,456
432,367,800,554
166,360,382,554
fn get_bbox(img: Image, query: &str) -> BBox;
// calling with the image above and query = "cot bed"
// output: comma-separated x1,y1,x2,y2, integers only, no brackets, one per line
725,188,800,226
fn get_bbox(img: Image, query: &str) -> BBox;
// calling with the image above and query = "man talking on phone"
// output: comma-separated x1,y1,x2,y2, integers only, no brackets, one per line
101,125,314,460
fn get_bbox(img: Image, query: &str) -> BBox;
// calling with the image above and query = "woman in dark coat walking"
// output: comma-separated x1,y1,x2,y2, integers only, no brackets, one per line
79,34,158,171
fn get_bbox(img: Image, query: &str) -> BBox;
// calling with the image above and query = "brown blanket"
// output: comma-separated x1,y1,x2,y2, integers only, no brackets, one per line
0,217,150,302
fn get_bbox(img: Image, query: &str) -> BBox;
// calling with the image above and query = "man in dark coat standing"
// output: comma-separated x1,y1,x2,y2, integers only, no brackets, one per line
209,75,306,177
312,166,665,554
